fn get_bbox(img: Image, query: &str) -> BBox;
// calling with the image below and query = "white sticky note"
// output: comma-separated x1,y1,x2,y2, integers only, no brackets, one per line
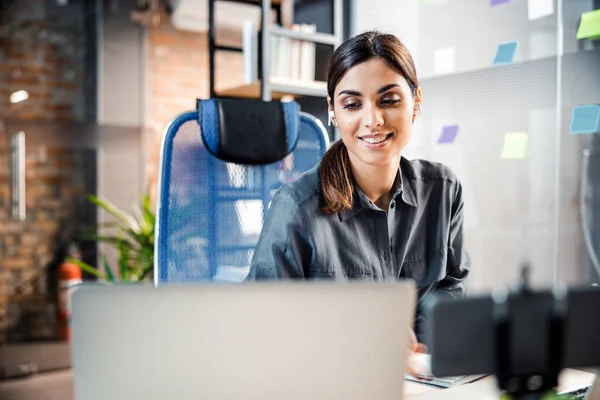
528,0,554,20
434,47,455,75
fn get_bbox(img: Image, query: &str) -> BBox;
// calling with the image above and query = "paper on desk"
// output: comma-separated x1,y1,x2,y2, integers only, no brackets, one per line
406,352,433,378
405,354,488,389
528,0,554,20
410,384,499,400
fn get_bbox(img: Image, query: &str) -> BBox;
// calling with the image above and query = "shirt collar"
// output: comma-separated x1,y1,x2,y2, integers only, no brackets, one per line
338,158,417,222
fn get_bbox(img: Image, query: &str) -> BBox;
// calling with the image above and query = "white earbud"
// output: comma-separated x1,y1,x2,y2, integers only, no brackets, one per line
416,103,423,116
328,110,337,127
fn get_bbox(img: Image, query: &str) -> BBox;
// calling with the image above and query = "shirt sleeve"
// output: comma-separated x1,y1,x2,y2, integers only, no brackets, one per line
245,189,312,280
415,180,471,342
437,180,471,298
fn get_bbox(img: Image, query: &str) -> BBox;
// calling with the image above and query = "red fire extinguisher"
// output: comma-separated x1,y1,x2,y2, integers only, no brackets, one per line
57,254,82,341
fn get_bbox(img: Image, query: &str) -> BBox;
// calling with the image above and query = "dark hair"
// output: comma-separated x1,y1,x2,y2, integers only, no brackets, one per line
320,31,419,214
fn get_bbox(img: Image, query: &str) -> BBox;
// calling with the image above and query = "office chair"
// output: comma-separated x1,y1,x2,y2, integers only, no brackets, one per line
154,99,330,285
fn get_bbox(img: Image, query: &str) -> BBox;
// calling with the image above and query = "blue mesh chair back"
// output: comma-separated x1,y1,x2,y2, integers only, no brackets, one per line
155,101,329,284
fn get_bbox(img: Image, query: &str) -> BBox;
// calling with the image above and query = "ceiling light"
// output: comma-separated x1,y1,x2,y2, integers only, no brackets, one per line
10,90,29,104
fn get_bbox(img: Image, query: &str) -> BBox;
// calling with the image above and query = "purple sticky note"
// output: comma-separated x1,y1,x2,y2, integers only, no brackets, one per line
491,0,510,6
438,125,459,144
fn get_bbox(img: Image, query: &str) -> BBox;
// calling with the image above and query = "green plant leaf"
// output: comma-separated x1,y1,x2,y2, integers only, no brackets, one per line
117,233,131,281
68,258,108,281
88,195,140,233
82,221,121,232
83,191,155,283
82,234,136,249
142,195,156,227
139,263,154,281
102,256,115,283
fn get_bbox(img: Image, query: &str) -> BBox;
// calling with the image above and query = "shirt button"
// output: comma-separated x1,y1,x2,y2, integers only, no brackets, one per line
390,202,396,209
390,246,394,253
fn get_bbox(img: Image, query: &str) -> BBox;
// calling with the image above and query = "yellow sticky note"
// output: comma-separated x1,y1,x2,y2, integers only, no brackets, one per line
576,9,600,40
501,132,528,159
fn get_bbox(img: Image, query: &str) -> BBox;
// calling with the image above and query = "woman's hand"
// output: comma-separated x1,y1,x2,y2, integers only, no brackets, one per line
408,328,427,354
405,329,431,378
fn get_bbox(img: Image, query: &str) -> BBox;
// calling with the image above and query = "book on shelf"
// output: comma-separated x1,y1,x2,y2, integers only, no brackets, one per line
242,22,319,87
289,24,302,82
299,24,316,82
242,20,259,84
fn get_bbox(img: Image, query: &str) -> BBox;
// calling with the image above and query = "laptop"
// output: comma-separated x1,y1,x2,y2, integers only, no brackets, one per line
70,281,416,400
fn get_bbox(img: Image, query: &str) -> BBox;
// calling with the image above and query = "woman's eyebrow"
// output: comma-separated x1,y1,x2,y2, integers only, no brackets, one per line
338,84,402,97
377,83,401,94
338,89,361,97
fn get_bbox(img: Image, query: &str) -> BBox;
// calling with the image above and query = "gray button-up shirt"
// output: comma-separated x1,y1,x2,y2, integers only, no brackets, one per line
246,157,470,338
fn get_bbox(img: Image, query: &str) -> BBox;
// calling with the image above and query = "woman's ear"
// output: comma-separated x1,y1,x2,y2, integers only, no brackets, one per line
413,88,423,121
327,97,337,127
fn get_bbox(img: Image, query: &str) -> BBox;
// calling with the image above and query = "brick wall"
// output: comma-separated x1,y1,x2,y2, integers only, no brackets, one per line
0,1,85,121
145,14,245,199
0,148,89,343
0,0,87,345
0,2,249,343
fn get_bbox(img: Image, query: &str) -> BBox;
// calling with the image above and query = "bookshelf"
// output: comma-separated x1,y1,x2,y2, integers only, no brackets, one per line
245,0,283,4
218,79,327,99
208,0,343,101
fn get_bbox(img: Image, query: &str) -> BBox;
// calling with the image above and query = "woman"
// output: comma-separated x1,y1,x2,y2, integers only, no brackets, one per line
247,31,470,356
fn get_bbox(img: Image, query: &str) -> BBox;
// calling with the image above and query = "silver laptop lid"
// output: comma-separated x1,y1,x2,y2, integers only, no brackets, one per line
71,282,416,400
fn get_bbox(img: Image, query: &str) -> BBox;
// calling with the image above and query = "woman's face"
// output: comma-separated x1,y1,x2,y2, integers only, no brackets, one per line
328,58,421,170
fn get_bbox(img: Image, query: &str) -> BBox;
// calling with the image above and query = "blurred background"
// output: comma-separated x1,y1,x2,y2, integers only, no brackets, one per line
0,0,598,383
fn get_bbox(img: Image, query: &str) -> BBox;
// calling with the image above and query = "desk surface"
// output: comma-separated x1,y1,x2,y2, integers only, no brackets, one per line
405,368,596,399
0,368,595,400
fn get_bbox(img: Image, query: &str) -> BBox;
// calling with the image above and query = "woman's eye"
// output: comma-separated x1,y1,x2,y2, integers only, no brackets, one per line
381,99,401,105
342,102,360,110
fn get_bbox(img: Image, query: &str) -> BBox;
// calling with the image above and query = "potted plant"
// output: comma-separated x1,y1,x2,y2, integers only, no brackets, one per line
68,194,155,283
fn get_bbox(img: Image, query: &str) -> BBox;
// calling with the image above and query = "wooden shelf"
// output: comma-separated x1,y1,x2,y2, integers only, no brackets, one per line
217,79,327,99
234,0,283,5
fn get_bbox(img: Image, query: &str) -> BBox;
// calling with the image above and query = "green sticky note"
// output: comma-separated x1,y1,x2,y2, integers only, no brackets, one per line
576,9,600,40
501,132,528,159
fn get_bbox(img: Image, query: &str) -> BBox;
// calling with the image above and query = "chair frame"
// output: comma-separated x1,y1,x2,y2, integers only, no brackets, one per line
153,110,330,286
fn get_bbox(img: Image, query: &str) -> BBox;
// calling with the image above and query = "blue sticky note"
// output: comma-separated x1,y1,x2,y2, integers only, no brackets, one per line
493,41,518,65
438,125,459,144
570,105,600,134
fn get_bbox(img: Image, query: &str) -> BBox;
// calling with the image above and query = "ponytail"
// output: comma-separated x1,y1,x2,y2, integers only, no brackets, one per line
319,140,354,214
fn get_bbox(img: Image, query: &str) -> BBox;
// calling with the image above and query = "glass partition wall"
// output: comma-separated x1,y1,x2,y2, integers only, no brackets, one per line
351,0,600,292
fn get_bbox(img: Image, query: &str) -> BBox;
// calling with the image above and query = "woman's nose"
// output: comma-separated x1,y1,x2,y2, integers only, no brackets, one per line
361,106,384,128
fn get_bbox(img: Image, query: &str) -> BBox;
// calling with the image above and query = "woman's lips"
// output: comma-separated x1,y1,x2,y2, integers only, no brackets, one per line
359,133,392,149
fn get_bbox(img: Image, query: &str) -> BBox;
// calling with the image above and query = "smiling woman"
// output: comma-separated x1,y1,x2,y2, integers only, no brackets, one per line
246,31,470,350
323,34,422,212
